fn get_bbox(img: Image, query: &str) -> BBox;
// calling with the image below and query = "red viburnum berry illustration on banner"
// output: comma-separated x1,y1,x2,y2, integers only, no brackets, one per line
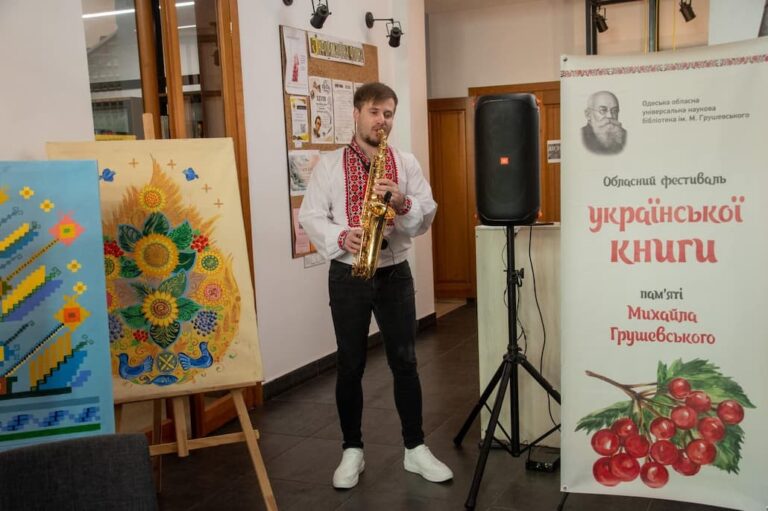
576,359,755,489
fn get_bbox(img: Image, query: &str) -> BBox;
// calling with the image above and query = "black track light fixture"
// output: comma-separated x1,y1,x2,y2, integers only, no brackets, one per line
310,0,330,30
595,7,608,33
679,0,696,22
365,12,405,48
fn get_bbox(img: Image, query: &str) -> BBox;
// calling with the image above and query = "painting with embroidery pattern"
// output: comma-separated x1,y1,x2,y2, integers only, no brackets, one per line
0,160,114,451
47,139,262,403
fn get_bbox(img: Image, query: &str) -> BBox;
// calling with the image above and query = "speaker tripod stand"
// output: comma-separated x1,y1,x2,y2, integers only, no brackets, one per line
454,225,562,509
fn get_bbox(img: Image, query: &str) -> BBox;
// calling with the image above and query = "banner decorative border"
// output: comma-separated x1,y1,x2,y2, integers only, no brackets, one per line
561,54,768,79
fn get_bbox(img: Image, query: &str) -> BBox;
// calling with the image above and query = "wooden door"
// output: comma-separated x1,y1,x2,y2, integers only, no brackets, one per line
428,97,477,299
469,81,561,222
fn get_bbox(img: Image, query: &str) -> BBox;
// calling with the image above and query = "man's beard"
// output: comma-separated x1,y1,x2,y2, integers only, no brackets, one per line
592,120,625,149
362,127,388,147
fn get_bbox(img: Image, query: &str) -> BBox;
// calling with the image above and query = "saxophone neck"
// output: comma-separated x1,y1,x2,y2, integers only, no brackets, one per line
377,129,388,151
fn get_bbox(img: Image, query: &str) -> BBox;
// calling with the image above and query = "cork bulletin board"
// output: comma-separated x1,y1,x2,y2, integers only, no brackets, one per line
279,26,378,258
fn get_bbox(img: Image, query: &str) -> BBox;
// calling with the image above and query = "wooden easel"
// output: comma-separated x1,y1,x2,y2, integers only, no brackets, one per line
112,114,277,511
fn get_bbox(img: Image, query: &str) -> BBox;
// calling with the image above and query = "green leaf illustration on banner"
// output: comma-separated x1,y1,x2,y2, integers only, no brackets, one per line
169,221,193,250
578,359,754,488
576,400,634,433
658,359,755,408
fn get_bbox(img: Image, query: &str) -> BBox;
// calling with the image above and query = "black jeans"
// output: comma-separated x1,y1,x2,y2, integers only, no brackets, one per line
329,259,424,450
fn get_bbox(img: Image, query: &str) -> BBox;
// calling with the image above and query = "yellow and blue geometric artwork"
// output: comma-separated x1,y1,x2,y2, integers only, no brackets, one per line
48,139,262,403
0,160,114,450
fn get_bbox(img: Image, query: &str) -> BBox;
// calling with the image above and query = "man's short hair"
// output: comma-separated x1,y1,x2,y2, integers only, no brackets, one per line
354,82,398,110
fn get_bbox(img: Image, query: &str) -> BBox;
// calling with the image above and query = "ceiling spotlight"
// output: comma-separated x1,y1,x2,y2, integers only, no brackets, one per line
310,0,330,29
282,0,292,5
365,12,405,48
679,0,696,22
595,8,609,33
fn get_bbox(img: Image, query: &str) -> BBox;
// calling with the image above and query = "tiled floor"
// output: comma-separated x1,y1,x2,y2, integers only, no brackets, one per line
435,298,467,318
157,304,733,511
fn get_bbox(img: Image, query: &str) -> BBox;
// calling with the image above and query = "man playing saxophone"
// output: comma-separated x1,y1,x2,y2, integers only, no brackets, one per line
299,82,451,489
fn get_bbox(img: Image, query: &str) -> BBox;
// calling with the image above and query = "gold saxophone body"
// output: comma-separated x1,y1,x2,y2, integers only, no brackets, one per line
352,129,396,279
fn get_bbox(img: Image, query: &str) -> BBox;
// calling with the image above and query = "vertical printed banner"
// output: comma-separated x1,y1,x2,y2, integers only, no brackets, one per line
0,161,114,450
47,140,262,403
560,39,768,510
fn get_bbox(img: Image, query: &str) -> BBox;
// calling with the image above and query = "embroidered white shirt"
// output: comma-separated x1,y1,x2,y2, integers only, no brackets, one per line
298,145,437,267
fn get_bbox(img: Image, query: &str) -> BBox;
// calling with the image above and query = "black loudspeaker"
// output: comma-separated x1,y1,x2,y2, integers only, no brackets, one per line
475,93,540,225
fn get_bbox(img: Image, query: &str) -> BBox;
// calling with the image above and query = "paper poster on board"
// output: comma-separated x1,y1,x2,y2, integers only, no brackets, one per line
547,140,561,163
47,139,262,403
309,76,334,144
290,96,310,145
288,150,320,196
283,26,309,96
307,32,365,66
333,80,355,144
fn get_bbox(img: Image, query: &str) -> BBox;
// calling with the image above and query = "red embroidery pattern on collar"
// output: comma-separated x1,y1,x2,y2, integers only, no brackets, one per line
343,143,399,227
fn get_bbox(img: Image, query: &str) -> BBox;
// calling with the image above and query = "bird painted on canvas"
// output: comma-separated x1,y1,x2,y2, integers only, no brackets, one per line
118,353,153,380
178,342,213,370
182,167,199,181
99,168,116,182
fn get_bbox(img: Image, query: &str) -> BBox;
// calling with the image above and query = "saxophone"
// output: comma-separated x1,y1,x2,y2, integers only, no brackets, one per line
352,129,396,279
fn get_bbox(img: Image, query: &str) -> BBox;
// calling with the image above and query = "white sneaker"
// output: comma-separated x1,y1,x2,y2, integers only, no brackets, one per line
403,445,453,482
332,448,365,489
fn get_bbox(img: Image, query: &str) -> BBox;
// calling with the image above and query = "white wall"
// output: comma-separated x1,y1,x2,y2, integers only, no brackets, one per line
709,0,766,44
237,0,435,381
426,0,709,98
0,0,93,159
394,0,436,323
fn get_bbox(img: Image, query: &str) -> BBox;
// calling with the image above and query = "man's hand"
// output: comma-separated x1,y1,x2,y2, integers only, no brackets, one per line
373,178,405,211
343,228,363,254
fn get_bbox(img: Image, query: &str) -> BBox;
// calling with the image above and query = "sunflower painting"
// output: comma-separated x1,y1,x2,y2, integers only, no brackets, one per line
47,139,262,402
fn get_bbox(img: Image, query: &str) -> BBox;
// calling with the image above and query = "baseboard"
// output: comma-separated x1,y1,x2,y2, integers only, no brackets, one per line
263,312,437,401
